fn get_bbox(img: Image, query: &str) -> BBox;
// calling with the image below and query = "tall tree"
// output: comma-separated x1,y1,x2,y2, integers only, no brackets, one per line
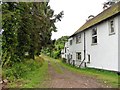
2,2,63,66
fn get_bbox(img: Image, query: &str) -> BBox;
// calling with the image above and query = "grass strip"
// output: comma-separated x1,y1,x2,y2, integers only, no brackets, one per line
58,59,118,88
4,56,48,88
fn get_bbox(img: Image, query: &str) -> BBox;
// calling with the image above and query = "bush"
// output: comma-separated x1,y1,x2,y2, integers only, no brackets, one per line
62,58,66,63
52,50,61,59
2,56,44,81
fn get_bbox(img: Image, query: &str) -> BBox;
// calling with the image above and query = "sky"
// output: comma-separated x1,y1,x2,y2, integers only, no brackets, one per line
49,0,107,40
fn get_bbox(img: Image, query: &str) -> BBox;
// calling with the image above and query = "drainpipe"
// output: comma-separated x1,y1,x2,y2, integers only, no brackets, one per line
79,31,86,67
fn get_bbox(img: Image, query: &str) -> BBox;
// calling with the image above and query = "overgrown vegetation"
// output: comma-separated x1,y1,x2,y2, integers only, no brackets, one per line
3,56,48,88
61,58,67,63
42,36,69,59
3,56,43,80
2,2,63,67
1,2,63,87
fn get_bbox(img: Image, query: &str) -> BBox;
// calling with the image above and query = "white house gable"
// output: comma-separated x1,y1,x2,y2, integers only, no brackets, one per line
62,2,120,72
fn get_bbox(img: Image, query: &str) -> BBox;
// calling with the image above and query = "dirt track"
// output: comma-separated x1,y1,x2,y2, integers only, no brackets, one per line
40,59,111,88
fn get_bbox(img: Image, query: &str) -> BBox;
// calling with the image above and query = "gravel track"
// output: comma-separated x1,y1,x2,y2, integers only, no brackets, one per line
41,60,111,88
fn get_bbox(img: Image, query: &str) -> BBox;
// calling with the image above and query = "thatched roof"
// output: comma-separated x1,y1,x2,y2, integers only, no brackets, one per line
71,1,120,36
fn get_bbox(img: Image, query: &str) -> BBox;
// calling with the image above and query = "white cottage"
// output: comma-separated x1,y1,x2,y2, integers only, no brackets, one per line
63,2,120,72
61,42,70,62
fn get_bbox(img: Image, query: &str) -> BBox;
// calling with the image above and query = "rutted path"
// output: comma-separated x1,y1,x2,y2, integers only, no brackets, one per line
40,57,111,88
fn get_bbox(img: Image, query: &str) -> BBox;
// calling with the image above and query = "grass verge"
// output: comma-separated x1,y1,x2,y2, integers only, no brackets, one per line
41,55,63,74
58,59,118,88
2,56,48,88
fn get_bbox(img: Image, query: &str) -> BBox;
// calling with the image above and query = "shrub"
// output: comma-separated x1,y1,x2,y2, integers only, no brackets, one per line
2,56,45,81
62,58,66,63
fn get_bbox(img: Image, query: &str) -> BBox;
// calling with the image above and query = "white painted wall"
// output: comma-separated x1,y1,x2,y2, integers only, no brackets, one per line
85,16,118,71
62,42,70,63
68,33,85,66
65,15,119,71
61,49,65,58
118,15,120,72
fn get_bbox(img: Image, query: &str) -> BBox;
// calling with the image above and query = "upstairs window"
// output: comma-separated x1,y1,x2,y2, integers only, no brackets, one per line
92,27,97,44
70,40,72,45
109,19,115,35
76,52,81,61
76,34,81,44
65,47,66,53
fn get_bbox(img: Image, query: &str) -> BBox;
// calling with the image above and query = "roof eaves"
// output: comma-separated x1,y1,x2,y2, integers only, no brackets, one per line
71,2,120,36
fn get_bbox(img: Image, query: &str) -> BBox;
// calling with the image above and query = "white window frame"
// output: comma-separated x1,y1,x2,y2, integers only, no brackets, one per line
76,34,81,44
76,52,81,61
92,27,97,45
87,54,90,64
70,40,72,45
109,19,115,35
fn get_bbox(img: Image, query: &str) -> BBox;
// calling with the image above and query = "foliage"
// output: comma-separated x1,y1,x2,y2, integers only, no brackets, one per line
3,56,48,88
62,58,67,63
2,56,44,81
42,36,69,59
2,2,63,67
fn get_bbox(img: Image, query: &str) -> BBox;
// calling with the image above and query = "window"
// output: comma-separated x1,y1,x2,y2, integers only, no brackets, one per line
76,52,81,61
70,40,72,45
92,27,97,44
76,34,81,44
68,54,72,60
67,55,69,59
65,47,66,53
109,19,115,35
70,55,72,59
87,54,90,63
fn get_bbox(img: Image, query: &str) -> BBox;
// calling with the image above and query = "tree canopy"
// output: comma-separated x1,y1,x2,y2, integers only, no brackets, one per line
42,36,69,59
2,2,63,67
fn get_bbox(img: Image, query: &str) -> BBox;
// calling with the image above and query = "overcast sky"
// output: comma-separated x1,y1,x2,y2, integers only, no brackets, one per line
49,0,107,40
